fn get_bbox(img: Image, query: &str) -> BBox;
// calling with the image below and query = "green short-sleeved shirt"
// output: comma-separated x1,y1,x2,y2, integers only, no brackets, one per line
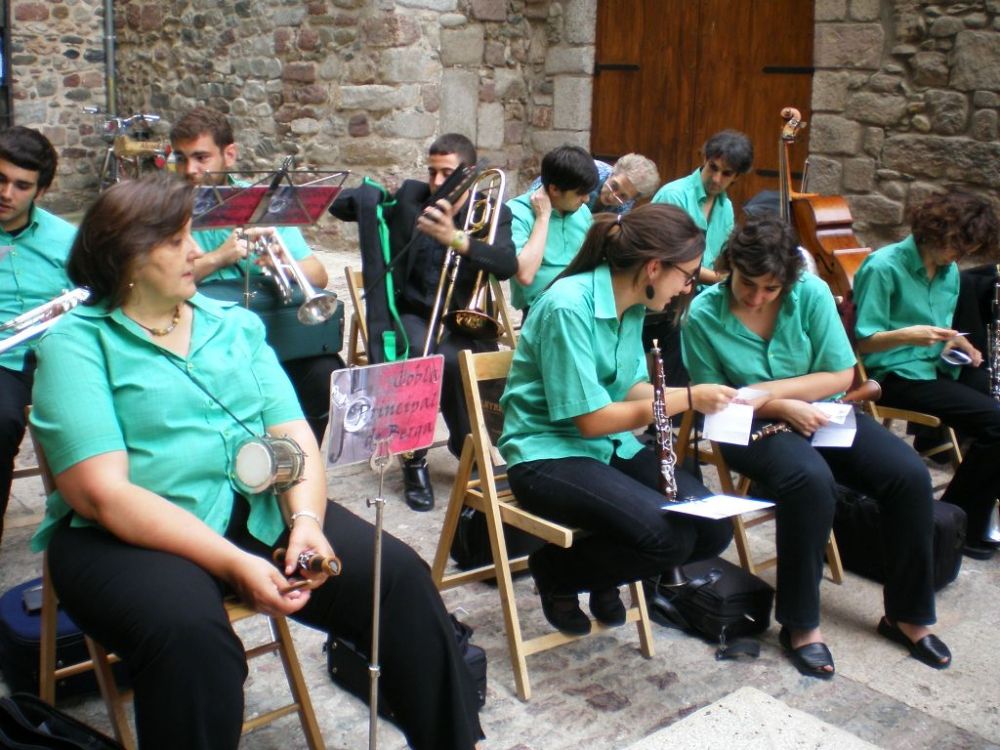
506,190,592,310
193,226,312,282
853,235,960,382
682,272,856,389
651,168,733,274
0,206,76,371
498,265,649,468
29,294,303,551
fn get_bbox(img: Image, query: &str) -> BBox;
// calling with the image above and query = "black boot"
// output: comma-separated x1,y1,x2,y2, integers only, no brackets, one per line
401,454,434,511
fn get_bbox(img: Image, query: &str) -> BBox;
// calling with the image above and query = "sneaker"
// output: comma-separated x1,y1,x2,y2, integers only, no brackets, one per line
589,587,626,626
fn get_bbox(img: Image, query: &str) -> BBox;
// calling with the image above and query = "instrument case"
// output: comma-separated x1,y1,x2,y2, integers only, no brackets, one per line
833,487,966,591
0,578,127,698
324,613,486,725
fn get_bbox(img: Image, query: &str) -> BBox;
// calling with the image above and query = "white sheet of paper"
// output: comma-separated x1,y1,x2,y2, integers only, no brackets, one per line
662,494,775,520
812,402,851,424
702,402,754,445
810,405,857,447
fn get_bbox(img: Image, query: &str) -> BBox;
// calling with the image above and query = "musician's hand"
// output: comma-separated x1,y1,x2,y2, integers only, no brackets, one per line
773,399,829,437
416,199,463,249
215,230,250,268
227,551,311,617
530,187,552,219
283,517,337,590
899,325,958,347
691,383,737,414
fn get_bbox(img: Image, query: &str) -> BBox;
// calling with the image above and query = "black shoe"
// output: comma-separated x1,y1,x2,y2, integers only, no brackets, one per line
589,587,626,626
778,626,835,680
877,617,951,669
539,591,591,636
962,542,995,560
401,456,434,511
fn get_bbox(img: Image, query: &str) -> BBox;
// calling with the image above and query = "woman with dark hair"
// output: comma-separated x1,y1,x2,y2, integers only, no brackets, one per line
498,202,735,636
854,191,1000,560
30,175,482,750
683,216,950,678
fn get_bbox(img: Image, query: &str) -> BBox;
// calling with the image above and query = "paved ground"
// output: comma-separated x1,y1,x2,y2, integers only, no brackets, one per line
1,226,998,749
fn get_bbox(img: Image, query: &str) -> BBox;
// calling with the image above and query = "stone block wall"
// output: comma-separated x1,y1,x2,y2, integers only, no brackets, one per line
811,0,1000,248
8,0,108,214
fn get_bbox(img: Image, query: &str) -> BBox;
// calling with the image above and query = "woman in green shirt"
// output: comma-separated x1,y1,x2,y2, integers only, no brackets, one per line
499,203,736,637
853,191,1000,560
683,216,949,678
30,175,482,750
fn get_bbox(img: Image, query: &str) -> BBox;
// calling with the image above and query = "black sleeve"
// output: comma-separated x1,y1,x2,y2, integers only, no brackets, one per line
463,204,517,281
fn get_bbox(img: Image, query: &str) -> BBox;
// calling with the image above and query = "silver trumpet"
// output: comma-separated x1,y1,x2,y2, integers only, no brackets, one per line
0,288,90,355
241,228,338,325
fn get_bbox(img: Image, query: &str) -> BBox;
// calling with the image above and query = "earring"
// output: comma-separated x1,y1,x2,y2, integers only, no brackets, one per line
645,284,655,300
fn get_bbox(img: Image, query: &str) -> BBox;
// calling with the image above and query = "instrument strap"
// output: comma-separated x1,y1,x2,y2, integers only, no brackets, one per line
363,176,408,363
161,352,261,440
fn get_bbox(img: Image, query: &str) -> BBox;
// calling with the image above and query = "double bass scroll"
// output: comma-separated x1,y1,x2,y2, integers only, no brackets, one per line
778,107,872,302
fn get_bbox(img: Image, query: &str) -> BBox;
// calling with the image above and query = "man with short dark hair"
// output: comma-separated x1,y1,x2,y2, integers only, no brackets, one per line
170,107,342,443
652,130,753,286
330,133,516,511
508,145,598,312
0,126,76,541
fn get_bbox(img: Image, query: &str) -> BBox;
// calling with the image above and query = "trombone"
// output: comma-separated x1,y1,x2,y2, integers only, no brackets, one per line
422,168,507,356
240,228,339,324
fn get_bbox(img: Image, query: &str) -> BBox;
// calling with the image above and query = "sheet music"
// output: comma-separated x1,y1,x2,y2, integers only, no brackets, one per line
702,387,767,445
662,494,775,520
810,403,857,448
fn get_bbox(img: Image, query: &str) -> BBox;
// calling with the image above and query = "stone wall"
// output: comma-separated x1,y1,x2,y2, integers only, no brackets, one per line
811,0,1000,248
8,0,108,214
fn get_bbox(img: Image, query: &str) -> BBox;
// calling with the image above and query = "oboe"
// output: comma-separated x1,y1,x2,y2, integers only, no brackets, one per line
650,339,678,502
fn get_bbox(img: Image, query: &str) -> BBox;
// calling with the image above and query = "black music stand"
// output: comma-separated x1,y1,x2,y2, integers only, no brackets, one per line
325,355,445,750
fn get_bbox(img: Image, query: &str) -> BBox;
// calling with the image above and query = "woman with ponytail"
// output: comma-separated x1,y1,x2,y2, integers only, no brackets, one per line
498,203,735,636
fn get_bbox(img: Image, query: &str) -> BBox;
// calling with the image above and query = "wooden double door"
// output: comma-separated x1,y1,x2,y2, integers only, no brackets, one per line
591,0,815,211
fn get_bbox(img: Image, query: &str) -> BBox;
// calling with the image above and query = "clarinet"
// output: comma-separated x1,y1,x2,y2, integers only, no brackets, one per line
650,339,678,502
988,265,1000,402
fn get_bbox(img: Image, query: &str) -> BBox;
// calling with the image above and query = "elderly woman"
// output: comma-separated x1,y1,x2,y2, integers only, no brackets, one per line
29,175,482,750
682,216,950,679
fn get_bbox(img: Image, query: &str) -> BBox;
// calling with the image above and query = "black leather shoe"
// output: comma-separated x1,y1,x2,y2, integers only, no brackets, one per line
877,617,951,669
589,587,626,626
401,456,434,511
778,626,835,679
962,542,996,560
540,591,591,636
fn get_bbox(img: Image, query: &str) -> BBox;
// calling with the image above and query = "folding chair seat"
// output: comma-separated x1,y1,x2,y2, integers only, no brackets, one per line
675,410,844,583
431,349,654,701
29,423,324,750
344,266,370,367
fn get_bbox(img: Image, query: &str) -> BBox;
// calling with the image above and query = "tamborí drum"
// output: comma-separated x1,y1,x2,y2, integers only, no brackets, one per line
233,435,306,495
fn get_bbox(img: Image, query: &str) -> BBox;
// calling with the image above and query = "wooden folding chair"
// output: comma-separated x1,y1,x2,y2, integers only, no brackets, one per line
675,410,845,583
489,276,519,350
344,266,369,366
432,349,654,701
29,424,324,750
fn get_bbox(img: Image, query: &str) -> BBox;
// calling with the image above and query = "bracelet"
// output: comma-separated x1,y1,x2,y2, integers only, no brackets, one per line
290,510,322,528
686,384,693,411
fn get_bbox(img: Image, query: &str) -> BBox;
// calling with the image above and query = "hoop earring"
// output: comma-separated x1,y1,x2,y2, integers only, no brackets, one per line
645,284,655,300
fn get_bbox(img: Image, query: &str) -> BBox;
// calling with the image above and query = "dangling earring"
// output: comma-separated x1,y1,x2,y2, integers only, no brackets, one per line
645,284,655,300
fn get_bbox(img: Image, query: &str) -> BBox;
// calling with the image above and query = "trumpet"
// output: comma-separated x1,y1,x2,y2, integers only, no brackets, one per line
0,288,90,355
240,228,338,325
422,168,507,356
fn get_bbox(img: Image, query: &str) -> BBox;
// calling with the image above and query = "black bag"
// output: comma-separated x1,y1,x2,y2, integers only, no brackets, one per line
833,486,966,591
647,557,774,659
449,507,543,572
0,693,123,749
324,614,486,725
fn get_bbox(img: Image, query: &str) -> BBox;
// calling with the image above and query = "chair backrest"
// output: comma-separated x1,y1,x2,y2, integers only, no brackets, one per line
489,277,519,350
344,266,369,366
460,348,512,470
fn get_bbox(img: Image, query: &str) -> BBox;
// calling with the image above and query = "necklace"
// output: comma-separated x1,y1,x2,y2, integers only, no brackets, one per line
127,305,182,337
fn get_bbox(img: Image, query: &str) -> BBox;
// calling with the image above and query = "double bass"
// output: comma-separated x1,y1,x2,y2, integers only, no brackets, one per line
778,107,871,302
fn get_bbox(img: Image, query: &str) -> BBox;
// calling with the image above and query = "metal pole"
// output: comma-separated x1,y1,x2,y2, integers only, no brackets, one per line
366,437,392,750
103,0,116,116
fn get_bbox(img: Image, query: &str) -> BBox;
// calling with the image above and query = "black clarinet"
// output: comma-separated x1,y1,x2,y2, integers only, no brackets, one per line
650,339,678,501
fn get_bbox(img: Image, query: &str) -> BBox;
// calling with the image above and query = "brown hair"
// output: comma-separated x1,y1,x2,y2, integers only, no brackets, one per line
910,190,999,259
68,174,195,309
716,216,803,294
169,106,235,149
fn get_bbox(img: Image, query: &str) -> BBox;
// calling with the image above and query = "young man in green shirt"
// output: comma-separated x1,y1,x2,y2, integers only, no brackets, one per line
0,126,76,542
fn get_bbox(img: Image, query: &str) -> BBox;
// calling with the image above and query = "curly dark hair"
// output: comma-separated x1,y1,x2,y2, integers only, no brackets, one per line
716,216,803,293
910,190,999,259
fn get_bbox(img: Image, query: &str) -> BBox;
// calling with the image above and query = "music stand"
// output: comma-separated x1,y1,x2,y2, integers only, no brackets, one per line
325,355,445,750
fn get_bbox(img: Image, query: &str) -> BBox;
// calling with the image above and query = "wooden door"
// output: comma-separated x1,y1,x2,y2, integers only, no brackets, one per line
592,0,815,212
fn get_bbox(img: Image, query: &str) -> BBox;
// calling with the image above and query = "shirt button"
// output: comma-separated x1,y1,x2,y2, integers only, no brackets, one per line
186,363,194,371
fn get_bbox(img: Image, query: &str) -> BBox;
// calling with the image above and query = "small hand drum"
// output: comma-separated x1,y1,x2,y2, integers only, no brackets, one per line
234,435,306,495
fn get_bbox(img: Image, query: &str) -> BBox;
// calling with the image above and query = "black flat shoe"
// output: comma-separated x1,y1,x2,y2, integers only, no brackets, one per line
401,456,434,511
779,626,835,680
877,617,951,670
540,591,591,636
962,542,996,560
589,587,626,626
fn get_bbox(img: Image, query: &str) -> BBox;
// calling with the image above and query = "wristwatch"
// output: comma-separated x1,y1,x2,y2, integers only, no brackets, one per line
450,230,467,250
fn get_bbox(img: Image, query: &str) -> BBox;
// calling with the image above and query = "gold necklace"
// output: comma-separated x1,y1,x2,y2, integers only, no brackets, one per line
128,305,182,337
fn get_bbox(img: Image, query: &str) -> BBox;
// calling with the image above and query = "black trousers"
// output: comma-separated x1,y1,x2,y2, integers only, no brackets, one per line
507,447,733,594
720,411,936,630
282,354,345,444
0,365,33,544
879,367,1000,542
48,500,482,750
400,312,496,458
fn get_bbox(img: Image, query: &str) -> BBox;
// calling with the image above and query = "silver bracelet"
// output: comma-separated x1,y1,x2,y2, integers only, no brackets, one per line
290,510,322,527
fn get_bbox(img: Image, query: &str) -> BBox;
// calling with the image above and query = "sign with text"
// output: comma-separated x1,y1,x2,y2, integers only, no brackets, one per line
325,355,444,467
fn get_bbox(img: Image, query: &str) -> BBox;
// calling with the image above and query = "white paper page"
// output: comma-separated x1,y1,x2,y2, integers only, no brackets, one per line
662,494,775,520
700,387,766,446
810,404,857,448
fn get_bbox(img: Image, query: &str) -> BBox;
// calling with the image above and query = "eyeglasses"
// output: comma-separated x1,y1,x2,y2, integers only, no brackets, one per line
605,176,632,205
670,263,701,288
